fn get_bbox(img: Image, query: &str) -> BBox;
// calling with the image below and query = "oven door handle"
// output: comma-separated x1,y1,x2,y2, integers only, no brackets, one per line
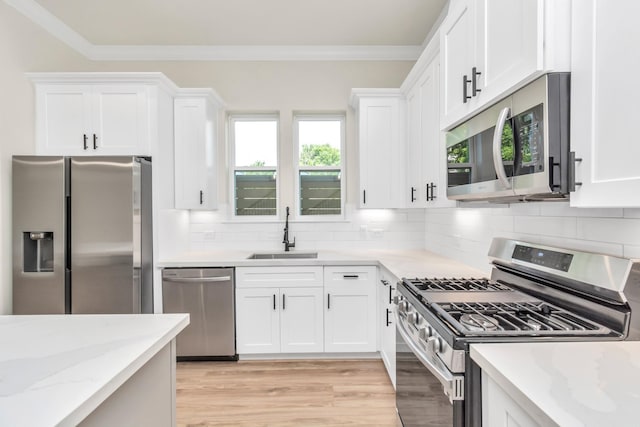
492,106,512,190
395,311,464,402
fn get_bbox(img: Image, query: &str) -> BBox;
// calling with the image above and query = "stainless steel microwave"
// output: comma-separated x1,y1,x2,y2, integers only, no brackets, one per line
446,73,573,202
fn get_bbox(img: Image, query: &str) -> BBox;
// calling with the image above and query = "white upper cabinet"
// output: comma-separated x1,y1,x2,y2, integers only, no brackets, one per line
440,0,478,128
33,79,152,155
419,56,456,208
440,0,570,130
570,0,640,207
174,91,223,210
351,90,406,208
403,39,456,209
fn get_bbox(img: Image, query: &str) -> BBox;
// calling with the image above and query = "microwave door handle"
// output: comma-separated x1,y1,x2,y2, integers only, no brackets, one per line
492,107,512,189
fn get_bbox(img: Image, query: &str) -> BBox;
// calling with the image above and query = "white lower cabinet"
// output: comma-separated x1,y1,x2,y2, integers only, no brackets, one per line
236,265,378,356
235,267,324,355
482,372,541,427
378,268,397,387
324,266,377,353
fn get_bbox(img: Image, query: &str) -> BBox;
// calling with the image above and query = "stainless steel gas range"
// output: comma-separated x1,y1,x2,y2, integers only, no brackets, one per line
395,238,640,427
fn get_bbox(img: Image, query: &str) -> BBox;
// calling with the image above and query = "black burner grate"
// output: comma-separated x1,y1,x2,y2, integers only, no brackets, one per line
406,277,511,292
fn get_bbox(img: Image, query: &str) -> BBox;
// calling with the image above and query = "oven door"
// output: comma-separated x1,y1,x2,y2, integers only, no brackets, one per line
395,312,464,427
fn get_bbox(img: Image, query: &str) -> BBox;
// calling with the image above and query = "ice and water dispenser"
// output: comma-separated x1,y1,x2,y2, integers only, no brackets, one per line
23,231,54,272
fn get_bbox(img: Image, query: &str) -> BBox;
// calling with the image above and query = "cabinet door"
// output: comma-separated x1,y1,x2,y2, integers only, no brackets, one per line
236,287,280,354
358,96,405,208
325,279,377,352
440,0,477,128
476,0,543,104
35,84,93,154
405,84,423,207
378,271,397,388
570,0,640,207
482,372,541,427
421,58,456,208
174,97,217,210
280,287,324,353
91,85,149,155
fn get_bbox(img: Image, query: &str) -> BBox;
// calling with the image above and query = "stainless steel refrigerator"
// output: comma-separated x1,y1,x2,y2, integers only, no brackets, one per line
12,156,153,314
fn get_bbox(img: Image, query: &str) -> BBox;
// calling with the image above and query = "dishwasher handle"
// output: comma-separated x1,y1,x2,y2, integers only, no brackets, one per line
163,276,231,283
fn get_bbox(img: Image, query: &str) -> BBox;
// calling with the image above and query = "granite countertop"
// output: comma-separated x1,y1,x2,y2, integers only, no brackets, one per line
471,341,640,427
0,314,189,427
157,249,488,280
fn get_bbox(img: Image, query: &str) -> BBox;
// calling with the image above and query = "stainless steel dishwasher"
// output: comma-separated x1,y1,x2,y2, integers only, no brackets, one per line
162,268,237,360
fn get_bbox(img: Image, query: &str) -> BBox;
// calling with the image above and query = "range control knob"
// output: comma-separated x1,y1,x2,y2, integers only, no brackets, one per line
398,300,410,313
426,325,435,338
407,312,418,326
418,328,428,341
393,295,402,305
433,337,444,354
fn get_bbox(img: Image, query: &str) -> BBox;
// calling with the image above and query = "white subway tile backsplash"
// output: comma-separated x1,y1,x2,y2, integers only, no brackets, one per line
624,209,640,218
623,245,640,259
425,202,640,270
540,203,624,218
514,216,577,238
576,218,640,245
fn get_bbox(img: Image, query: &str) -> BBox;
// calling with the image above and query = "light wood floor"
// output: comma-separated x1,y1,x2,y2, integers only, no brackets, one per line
176,359,397,427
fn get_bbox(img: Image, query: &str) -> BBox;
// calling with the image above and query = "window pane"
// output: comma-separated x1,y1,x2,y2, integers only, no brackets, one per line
235,171,276,216
235,121,277,167
298,120,341,166
299,170,341,215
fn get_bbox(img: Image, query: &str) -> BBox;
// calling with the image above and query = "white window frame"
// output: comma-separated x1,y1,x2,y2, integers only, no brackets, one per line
228,113,280,220
293,113,346,220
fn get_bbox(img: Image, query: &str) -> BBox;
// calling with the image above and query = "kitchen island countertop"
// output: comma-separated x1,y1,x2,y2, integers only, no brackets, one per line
0,313,189,426
471,341,640,427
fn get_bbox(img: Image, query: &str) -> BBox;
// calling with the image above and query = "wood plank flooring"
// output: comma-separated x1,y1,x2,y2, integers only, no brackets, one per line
176,359,397,427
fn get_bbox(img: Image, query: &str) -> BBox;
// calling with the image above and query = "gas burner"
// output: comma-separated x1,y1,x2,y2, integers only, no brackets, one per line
406,277,511,292
460,313,500,332
434,301,611,336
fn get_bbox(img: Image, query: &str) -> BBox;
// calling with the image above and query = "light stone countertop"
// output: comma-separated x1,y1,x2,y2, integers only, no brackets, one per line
157,249,488,280
471,341,640,427
0,314,189,427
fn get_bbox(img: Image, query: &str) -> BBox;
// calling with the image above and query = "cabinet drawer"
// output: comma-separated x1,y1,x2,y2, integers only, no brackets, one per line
324,266,377,286
236,266,323,288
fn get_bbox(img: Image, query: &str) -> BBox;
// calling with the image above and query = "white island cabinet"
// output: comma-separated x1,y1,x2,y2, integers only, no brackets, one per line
0,314,188,427
471,341,640,427
570,0,640,207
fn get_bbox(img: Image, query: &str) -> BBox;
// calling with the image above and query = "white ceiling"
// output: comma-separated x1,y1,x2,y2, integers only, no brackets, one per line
7,0,448,60
32,0,447,46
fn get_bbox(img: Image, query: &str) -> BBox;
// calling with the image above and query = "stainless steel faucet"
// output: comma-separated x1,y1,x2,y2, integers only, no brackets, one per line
283,206,295,251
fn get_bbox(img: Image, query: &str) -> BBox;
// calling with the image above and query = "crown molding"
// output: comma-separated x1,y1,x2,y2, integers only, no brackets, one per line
6,0,421,61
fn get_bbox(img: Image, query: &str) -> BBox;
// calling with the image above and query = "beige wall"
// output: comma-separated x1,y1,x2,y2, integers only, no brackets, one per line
0,3,413,314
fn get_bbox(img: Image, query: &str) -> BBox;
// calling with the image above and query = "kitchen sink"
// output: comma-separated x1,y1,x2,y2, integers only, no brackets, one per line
247,252,318,260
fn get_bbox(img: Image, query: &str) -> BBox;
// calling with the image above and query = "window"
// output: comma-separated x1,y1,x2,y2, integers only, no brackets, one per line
294,114,345,217
229,115,278,216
